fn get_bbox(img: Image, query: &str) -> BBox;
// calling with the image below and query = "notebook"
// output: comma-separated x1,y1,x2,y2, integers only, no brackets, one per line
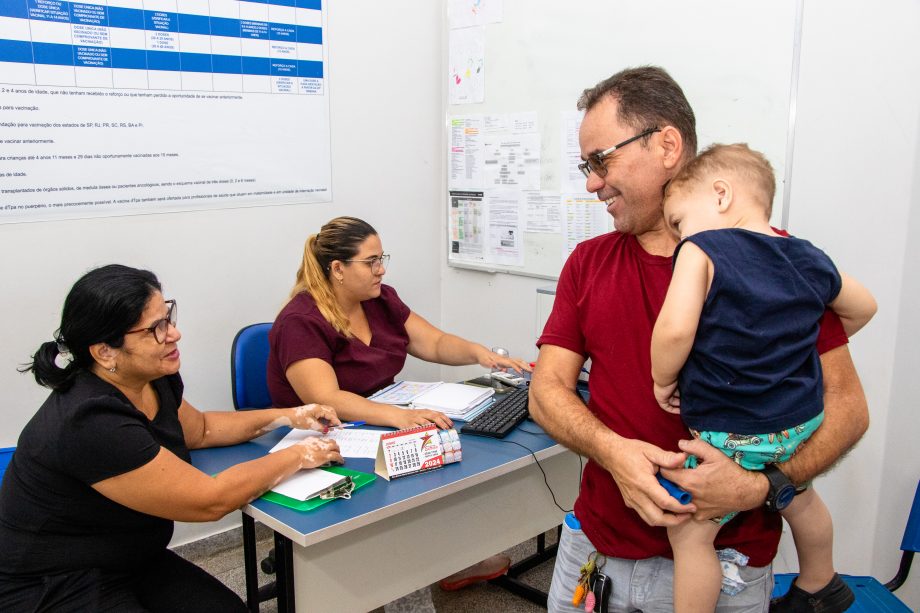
367,381,442,404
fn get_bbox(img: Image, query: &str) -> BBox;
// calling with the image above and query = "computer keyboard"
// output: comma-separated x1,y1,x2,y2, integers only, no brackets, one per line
460,386,529,438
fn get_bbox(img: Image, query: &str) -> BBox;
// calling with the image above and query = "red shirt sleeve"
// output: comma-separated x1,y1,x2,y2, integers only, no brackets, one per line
816,308,848,355
537,248,587,357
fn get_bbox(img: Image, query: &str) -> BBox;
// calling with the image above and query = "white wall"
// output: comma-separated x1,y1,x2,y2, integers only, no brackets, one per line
440,1,920,608
784,1,920,606
0,0,444,545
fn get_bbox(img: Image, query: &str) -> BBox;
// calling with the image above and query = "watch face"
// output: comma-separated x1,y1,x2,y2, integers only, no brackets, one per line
774,484,796,510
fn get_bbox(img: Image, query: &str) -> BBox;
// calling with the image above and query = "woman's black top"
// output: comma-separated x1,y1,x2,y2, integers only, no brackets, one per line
0,371,189,577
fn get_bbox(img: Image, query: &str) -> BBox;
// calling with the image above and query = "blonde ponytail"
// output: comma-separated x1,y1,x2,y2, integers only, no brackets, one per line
287,217,378,338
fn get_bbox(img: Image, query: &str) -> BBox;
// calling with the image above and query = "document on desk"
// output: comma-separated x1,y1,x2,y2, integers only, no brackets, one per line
269,428,383,459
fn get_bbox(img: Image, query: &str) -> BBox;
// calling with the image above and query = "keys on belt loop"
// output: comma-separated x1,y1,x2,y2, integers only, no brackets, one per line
587,567,611,613
572,550,607,607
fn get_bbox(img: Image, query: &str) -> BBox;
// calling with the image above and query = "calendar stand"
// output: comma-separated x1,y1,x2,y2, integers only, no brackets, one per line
374,425,462,480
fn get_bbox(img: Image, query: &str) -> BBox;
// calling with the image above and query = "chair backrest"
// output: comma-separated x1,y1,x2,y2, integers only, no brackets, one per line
0,447,13,483
230,323,273,410
901,480,920,553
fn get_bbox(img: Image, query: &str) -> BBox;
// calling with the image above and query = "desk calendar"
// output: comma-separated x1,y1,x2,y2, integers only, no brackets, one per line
374,425,462,480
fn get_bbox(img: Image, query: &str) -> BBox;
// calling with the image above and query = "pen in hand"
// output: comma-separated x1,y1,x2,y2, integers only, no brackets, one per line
320,419,366,433
330,421,366,429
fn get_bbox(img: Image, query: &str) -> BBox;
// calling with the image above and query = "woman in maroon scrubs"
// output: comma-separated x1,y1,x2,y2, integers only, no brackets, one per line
267,216,528,430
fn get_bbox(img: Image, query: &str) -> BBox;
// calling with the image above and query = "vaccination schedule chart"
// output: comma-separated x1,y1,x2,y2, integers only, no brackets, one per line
0,0,331,223
0,0,324,94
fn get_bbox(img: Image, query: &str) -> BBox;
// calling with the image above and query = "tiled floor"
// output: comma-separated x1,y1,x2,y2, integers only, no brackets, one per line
173,522,559,612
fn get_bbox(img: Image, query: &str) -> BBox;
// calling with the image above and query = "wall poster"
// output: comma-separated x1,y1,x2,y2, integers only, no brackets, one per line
0,0,331,222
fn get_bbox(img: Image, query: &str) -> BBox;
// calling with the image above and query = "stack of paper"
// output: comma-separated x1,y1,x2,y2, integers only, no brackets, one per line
458,397,495,422
367,381,442,404
410,383,495,419
367,380,496,419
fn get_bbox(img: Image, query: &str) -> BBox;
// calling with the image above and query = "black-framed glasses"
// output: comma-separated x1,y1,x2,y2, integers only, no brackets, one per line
345,253,390,273
577,127,661,178
125,300,177,344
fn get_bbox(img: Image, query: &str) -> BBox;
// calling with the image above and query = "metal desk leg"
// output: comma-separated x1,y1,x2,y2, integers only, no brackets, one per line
489,527,561,607
274,530,295,613
242,513,260,613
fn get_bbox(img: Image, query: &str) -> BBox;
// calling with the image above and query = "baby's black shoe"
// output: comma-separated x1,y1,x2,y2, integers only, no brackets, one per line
770,573,855,612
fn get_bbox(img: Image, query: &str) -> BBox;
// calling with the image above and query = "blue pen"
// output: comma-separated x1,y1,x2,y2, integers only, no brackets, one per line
333,421,366,429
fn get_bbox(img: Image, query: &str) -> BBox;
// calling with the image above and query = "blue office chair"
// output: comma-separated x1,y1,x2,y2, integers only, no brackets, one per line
230,323,276,612
773,480,920,612
0,447,13,482
231,323,273,412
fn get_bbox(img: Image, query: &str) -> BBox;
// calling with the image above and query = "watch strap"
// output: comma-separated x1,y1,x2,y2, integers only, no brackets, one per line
762,464,796,511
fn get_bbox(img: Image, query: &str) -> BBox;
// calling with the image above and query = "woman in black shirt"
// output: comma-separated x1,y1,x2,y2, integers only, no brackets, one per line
0,264,344,612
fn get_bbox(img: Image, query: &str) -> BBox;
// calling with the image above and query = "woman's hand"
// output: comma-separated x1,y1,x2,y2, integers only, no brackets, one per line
387,406,453,430
288,403,341,432
477,348,532,374
289,437,344,469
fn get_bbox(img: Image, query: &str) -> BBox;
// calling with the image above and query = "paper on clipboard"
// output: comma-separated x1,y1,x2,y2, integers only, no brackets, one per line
270,468,347,502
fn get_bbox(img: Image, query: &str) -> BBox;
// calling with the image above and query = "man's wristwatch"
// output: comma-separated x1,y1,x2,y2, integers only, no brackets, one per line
761,464,796,512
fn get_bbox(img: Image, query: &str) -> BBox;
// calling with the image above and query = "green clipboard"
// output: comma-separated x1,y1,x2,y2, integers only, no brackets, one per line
259,466,376,512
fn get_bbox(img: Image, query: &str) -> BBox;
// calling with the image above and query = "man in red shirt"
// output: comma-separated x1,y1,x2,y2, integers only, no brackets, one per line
530,67,869,612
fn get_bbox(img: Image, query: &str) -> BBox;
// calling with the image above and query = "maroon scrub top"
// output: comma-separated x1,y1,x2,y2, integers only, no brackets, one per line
267,284,411,407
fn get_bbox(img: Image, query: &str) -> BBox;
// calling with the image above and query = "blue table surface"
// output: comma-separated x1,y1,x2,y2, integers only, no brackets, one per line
190,419,565,540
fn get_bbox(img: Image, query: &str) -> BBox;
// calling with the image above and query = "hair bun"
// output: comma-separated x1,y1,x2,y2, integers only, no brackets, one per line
53,344,73,369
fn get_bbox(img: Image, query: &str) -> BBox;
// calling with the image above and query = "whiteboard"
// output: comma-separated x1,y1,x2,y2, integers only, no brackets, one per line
445,0,800,280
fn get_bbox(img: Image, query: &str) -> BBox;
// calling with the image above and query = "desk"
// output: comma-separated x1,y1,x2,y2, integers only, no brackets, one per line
191,421,580,612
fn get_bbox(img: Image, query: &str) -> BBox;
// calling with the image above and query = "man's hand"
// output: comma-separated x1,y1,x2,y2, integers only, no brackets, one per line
600,437,694,527
662,438,768,520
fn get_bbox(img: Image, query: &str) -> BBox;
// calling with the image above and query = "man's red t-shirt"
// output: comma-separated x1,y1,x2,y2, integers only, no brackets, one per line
537,231,847,567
